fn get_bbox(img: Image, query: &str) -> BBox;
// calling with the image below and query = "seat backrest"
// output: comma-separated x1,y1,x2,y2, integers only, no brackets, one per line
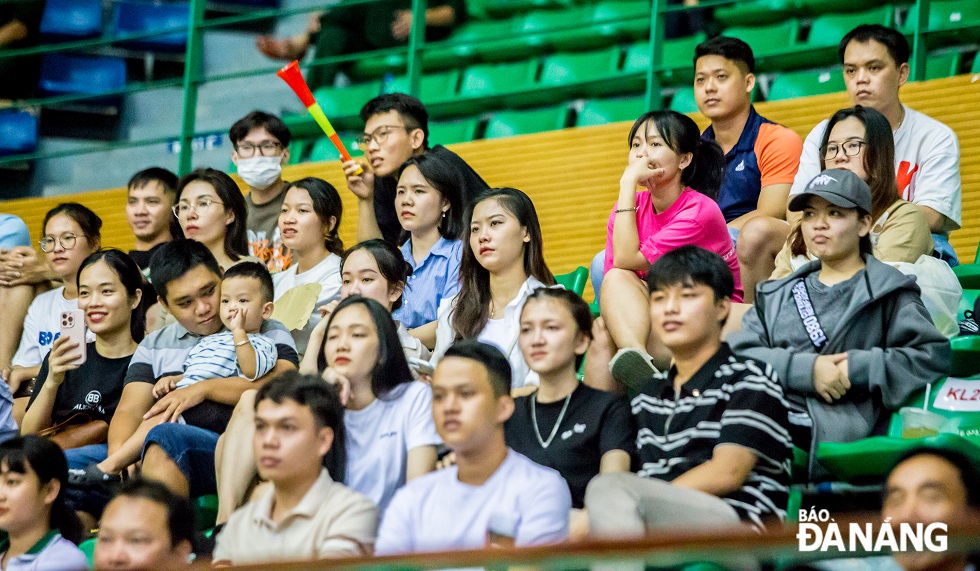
0,112,39,155
554,266,588,296
40,0,103,39
768,68,845,101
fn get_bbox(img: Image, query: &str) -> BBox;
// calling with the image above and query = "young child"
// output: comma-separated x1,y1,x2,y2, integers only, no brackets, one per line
73,262,279,484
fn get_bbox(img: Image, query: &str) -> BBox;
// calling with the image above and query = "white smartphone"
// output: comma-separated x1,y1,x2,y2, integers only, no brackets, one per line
407,357,434,377
59,310,87,366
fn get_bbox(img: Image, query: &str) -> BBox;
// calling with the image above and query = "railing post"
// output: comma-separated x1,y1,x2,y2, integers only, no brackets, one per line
910,0,930,82
178,0,207,175
406,0,429,97
646,0,664,112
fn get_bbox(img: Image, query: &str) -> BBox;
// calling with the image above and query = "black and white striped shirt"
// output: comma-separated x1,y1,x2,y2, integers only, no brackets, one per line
632,344,793,531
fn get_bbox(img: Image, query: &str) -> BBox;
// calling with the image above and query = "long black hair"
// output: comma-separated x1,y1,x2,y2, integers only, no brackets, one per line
175,168,249,261
316,296,413,401
0,436,83,544
78,249,147,343
627,110,725,200
285,177,344,256
454,188,555,340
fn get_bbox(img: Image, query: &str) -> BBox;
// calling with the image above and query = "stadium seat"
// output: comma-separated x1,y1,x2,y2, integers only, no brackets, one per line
576,95,648,127
973,53,980,73
456,60,539,112
112,0,189,52
383,70,461,105
309,132,363,162
539,48,623,97
433,17,530,63
40,0,103,40
79,538,96,568
483,106,569,139
817,376,980,483
954,263,980,289
467,0,573,20
714,0,794,27
522,7,604,52
925,49,964,79
806,5,895,51
428,118,482,145
0,111,39,156
626,32,706,86
195,495,219,531
723,20,802,71
668,87,697,113
796,0,890,17
38,54,127,97
555,266,588,296
767,67,845,101
311,80,383,121
588,1,653,44
905,0,980,45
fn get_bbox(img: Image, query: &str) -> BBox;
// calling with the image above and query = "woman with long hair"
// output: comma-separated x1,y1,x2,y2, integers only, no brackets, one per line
591,110,736,391
0,435,87,570
173,168,251,271
7,204,102,407
431,187,555,389
273,176,345,356
22,250,145,438
772,105,933,277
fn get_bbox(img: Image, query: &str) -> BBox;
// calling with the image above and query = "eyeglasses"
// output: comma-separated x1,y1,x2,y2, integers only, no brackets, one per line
820,140,866,161
355,125,410,148
39,233,85,253
235,141,283,158
173,198,224,218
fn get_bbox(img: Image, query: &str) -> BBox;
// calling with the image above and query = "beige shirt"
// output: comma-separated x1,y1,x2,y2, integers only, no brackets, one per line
213,469,378,564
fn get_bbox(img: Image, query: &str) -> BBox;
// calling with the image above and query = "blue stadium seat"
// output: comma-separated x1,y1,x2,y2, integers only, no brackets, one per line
40,0,103,40
0,111,39,156
112,0,189,52
38,54,127,97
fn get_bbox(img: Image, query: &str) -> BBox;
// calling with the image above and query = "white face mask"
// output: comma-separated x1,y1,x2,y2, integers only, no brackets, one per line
236,155,283,189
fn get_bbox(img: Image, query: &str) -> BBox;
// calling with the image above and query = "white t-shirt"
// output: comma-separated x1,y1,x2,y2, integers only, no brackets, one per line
12,287,95,368
344,380,441,514
432,276,559,389
272,253,342,356
790,105,961,232
375,449,571,555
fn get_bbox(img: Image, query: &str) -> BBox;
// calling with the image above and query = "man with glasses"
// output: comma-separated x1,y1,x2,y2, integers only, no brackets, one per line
229,111,294,273
787,25,961,265
343,93,488,244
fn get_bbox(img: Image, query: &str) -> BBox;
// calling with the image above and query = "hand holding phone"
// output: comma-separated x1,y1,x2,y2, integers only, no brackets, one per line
407,357,434,377
59,310,87,366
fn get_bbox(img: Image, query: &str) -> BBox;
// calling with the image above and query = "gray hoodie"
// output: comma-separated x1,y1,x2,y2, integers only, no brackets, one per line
728,255,950,477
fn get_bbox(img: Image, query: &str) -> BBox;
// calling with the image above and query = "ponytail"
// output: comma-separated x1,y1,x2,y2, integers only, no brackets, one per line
685,138,725,200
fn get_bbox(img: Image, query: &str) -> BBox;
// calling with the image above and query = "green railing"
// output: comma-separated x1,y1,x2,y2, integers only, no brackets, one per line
0,0,946,175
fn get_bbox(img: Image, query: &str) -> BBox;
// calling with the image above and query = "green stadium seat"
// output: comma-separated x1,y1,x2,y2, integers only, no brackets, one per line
79,538,96,568
424,18,525,66
806,7,895,62
715,0,794,27
287,139,309,165
973,53,980,73
195,495,219,531
466,0,573,19
626,32,706,86
925,49,964,79
522,7,606,52
954,263,980,289
309,132,363,162
483,106,569,139
539,47,623,97
456,60,540,112
796,0,890,17
428,118,481,145
951,336,980,377
383,70,461,105
723,20,802,71
767,67,846,101
668,87,697,113
576,95,649,127
555,266,588,296
817,377,980,483
905,0,980,46
588,1,653,44
311,80,383,122
349,52,407,80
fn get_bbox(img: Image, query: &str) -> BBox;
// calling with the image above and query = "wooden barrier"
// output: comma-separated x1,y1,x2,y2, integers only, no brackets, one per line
3,74,978,299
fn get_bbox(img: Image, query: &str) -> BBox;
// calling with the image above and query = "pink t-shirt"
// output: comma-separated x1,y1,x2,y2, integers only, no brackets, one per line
604,188,743,302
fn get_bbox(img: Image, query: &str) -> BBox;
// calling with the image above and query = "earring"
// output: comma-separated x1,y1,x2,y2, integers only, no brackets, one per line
442,211,447,219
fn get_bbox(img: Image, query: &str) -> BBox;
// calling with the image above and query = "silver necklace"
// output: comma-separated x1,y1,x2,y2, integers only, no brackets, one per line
531,392,572,449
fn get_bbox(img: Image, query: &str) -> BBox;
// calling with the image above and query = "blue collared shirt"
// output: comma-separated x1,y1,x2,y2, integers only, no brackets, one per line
394,237,463,329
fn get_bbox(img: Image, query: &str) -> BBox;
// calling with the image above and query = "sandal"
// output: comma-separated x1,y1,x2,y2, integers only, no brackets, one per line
68,463,122,488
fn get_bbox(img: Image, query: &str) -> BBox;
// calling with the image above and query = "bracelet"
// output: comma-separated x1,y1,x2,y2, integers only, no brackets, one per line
615,206,638,213
235,340,249,347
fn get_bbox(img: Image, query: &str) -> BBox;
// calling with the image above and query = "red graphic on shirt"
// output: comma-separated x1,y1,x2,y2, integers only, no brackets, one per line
896,161,919,201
